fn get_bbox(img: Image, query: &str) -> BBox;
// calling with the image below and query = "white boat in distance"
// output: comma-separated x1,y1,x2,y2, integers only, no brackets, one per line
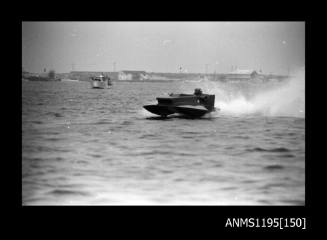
90,74,112,89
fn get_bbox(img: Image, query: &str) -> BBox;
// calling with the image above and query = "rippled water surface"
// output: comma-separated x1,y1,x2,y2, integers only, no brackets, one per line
22,80,305,205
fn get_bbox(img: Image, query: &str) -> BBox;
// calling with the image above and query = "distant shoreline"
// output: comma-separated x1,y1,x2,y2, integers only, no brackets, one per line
23,71,289,83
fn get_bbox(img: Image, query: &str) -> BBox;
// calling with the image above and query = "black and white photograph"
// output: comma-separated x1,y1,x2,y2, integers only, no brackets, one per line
22,21,305,205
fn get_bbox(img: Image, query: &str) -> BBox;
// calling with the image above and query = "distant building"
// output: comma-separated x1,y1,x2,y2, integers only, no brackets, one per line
118,71,148,81
69,71,118,81
225,69,259,81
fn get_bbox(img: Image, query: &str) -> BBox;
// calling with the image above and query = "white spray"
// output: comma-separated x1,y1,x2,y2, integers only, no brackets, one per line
188,68,305,118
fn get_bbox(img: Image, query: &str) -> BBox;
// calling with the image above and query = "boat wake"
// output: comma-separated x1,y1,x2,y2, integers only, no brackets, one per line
184,68,305,118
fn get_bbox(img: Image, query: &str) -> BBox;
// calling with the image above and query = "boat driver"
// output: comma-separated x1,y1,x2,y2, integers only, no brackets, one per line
194,88,203,96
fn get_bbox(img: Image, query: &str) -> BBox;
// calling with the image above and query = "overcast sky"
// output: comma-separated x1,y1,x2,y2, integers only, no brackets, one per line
22,22,304,74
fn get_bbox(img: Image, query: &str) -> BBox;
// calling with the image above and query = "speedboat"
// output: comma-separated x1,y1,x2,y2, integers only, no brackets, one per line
143,88,216,118
90,74,112,89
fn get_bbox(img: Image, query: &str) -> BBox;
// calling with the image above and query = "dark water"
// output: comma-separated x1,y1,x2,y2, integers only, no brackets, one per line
22,80,305,205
